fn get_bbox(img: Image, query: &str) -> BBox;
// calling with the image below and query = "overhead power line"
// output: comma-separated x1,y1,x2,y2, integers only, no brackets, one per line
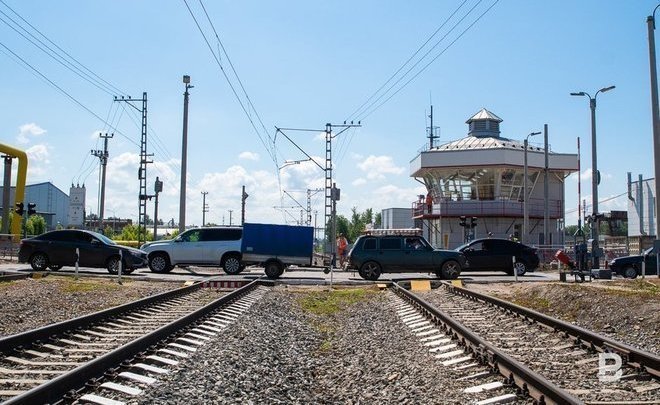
0,0,125,96
348,0,500,123
345,0,472,122
182,0,278,168
0,40,140,149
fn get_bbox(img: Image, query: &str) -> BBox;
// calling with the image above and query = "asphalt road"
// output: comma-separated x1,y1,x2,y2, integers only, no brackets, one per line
0,262,560,284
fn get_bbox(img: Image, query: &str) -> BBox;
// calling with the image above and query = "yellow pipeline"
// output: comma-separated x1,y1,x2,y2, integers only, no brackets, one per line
0,143,28,240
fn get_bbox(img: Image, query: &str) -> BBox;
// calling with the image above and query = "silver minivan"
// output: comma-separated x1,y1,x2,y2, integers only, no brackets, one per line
141,227,242,274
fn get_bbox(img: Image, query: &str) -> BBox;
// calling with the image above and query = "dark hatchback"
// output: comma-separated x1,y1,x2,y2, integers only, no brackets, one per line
346,232,467,281
455,238,539,276
19,230,148,274
609,247,658,279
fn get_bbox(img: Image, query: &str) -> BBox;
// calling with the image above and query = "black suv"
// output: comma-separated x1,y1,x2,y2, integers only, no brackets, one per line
346,232,467,281
455,238,539,276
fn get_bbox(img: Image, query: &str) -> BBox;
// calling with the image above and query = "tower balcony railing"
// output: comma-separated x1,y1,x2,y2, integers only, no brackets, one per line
412,198,563,219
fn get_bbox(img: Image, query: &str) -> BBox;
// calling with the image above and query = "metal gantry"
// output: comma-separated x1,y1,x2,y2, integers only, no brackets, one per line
115,92,151,245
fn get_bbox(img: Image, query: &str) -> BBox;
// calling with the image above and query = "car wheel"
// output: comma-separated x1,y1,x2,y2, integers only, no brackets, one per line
106,256,123,274
512,261,527,276
222,254,242,275
149,253,172,273
359,261,381,281
264,261,283,279
30,253,49,271
439,260,460,280
48,265,63,271
623,266,638,279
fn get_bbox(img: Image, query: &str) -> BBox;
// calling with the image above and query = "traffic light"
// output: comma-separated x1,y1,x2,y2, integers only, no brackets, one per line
469,217,478,229
459,216,466,227
27,203,37,216
14,202,24,216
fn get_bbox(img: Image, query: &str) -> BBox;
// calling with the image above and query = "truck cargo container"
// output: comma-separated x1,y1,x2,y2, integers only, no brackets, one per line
241,223,314,278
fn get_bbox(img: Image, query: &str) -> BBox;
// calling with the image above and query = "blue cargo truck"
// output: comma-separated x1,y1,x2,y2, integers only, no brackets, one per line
241,223,314,279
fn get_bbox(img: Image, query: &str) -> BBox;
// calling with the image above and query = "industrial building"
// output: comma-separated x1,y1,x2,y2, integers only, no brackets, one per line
0,182,70,230
410,108,578,249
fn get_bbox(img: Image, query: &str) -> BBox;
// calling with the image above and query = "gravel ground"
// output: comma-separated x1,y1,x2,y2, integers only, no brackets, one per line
466,278,660,355
136,286,507,404
0,275,186,337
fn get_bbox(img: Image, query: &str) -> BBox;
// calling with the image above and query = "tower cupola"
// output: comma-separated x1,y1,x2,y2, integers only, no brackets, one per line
466,108,502,138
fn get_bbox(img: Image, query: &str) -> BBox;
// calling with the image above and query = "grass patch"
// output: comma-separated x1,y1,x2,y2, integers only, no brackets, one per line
508,292,551,311
297,288,375,316
296,287,379,354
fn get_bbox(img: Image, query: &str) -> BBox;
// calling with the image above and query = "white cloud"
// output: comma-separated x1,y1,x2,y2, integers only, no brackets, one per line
24,144,51,178
352,178,367,186
17,123,46,144
356,155,405,180
569,168,613,183
239,151,260,161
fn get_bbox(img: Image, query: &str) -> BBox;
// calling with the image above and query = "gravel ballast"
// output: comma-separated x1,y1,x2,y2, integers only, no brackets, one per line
137,287,491,404
0,276,185,337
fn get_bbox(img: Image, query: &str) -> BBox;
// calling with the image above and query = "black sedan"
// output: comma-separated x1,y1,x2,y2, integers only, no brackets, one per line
609,247,658,279
455,238,540,276
18,230,147,274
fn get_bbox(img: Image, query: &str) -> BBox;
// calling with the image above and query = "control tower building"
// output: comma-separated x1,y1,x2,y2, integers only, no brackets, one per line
410,108,578,248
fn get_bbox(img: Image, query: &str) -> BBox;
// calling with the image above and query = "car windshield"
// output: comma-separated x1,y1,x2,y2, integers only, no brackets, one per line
92,232,116,245
455,242,472,251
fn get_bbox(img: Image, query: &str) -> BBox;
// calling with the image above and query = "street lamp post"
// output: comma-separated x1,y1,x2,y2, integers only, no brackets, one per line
523,131,541,244
571,85,615,269
179,75,193,233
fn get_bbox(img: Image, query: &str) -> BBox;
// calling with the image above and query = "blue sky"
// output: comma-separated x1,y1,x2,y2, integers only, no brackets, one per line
1,0,658,228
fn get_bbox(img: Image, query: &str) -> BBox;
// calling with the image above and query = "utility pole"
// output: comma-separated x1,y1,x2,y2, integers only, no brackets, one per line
91,132,113,232
228,210,233,226
201,191,208,226
306,188,323,226
543,124,549,245
179,75,193,234
115,93,150,245
153,177,162,239
241,185,248,225
647,10,660,238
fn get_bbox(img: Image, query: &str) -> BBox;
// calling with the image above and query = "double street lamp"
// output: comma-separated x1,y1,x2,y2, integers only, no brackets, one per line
523,131,541,244
570,85,615,269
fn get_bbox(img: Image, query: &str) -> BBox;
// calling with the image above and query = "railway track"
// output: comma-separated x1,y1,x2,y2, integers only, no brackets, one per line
0,278,268,404
391,281,660,404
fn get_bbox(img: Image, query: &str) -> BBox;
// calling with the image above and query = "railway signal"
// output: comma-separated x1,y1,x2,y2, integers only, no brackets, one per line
27,203,36,216
14,202,24,216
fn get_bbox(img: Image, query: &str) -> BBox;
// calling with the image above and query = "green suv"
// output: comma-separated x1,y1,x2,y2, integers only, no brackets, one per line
346,231,467,281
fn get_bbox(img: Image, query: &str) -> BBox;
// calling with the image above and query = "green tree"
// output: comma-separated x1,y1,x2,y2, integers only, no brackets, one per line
117,224,153,241
25,215,46,235
103,225,116,239
328,207,379,243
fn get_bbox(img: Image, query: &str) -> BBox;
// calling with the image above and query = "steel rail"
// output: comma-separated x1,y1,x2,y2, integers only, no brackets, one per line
392,282,581,405
447,282,660,378
3,279,264,405
0,280,206,354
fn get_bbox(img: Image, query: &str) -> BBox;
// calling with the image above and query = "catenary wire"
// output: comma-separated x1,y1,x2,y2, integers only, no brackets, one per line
182,0,278,167
357,0,499,121
345,0,472,122
0,1,125,96
0,40,140,149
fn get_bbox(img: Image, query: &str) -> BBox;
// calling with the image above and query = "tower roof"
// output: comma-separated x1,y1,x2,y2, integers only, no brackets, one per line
465,108,503,124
